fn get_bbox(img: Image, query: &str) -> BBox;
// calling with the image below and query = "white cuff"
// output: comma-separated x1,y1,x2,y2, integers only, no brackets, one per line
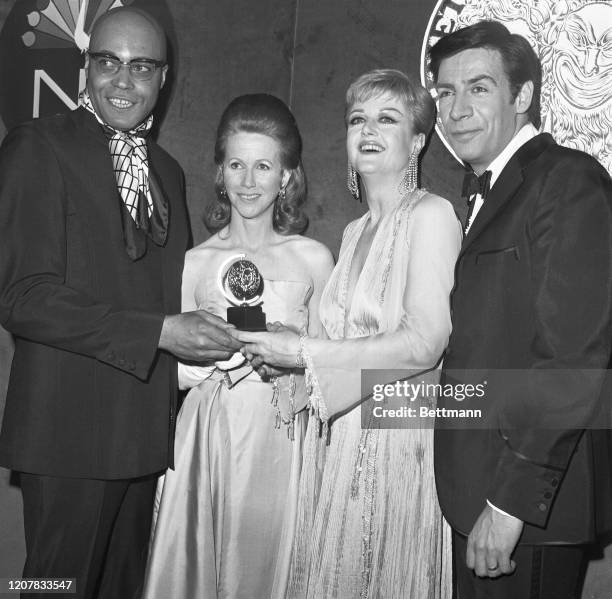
486,499,516,519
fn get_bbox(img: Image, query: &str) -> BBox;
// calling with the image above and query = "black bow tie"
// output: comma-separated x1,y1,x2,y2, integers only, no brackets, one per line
462,170,492,200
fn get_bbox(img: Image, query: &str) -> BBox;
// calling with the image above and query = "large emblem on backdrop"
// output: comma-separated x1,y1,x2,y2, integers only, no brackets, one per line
421,0,612,175
0,0,171,131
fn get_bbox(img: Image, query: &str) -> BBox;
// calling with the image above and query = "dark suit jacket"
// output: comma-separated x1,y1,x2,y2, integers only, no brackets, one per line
435,133,612,544
0,107,190,479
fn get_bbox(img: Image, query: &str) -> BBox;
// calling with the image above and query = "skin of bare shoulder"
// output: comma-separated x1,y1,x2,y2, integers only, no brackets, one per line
279,235,335,277
410,192,459,229
182,233,241,281
189,230,232,253
186,229,253,262
417,191,454,212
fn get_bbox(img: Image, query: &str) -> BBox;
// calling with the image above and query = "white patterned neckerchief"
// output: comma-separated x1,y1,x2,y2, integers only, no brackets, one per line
79,90,153,222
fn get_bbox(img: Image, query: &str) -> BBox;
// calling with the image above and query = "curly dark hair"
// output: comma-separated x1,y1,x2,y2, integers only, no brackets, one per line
204,93,308,234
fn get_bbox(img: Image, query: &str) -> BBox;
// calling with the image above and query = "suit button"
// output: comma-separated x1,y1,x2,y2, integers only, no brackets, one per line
537,502,547,512
118,358,126,367
544,491,552,499
106,351,115,361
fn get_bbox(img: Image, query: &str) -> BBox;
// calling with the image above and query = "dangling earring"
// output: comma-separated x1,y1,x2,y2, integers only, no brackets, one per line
217,166,227,200
273,186,286,224
399,148,419,195
347,163,361,202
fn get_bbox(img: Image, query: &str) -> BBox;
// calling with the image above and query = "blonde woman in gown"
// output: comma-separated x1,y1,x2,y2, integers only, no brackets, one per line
142,94,333,599
237,71,462,598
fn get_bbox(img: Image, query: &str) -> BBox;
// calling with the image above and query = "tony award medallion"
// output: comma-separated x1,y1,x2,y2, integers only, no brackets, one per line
218,254,267,331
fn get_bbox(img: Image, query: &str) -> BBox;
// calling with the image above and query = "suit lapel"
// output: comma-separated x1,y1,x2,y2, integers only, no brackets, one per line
461,133,555,254
72,108,130,248
148,142,173,311
462,162,523,250
72,106,117,189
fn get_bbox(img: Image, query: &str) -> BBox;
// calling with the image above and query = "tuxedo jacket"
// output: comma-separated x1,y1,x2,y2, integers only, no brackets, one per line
0,107,190,479
435,133,612,544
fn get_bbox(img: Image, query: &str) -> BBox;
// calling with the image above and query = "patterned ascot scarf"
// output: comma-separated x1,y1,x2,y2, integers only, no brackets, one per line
79,91,169,260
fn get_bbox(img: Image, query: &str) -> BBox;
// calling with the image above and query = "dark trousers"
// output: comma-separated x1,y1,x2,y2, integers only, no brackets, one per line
19,472,157,599
453,530,587,599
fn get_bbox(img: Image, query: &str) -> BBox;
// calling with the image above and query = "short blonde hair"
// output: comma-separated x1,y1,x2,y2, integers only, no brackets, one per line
345,69,435,136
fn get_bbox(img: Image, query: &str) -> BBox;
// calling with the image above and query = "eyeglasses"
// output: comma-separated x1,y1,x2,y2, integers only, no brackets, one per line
87,51,166,81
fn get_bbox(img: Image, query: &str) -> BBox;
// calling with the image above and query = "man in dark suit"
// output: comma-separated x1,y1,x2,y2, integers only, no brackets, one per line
0,8,239,599
429,21,612,598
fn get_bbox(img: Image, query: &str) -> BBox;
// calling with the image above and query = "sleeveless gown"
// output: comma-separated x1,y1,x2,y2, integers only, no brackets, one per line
143,262,311,599
288,191,455,599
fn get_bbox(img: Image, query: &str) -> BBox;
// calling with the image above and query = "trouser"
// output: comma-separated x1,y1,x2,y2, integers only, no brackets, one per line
19,472,157,599
453,530,587,599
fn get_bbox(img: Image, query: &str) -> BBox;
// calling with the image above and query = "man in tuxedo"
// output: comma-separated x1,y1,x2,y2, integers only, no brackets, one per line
429,21,612,598
0,7,239,599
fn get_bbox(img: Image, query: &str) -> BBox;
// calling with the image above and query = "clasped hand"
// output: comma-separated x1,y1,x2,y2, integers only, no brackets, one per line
232,322,301,372
159,310,241,361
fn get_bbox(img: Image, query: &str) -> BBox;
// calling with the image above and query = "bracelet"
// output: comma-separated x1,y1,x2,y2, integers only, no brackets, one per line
295,333,308,368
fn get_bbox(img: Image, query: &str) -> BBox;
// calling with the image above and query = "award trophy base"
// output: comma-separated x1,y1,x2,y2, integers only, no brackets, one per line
227,305,267,331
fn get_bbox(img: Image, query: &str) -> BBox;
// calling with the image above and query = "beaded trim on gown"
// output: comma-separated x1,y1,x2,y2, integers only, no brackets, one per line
142,251,312,599
288,190,458,599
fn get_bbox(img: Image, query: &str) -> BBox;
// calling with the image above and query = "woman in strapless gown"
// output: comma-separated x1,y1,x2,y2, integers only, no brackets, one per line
237,71,462,599
142,94,333,599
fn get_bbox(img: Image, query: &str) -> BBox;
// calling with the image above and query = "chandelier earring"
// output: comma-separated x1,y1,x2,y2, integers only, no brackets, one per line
347,162,361,202
399,148,419,195
278,186,286,202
